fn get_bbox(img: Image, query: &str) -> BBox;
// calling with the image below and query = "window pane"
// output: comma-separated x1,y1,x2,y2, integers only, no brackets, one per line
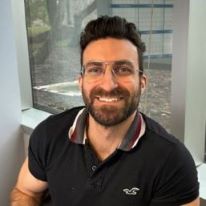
25,0,173,132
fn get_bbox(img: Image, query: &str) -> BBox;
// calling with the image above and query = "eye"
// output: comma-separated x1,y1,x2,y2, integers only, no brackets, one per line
85,66,103,76
114,65,134,76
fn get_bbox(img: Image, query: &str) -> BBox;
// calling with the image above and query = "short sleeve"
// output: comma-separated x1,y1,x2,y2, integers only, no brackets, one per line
150,142,199,206
28,118,49,181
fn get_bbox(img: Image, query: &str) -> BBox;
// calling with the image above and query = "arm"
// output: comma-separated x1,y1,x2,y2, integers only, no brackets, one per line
10,157,48,206
182,197,200,206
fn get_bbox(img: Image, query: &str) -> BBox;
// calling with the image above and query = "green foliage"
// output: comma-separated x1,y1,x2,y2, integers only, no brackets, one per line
25,0,49,26
27,25,50,37
55,39,69,48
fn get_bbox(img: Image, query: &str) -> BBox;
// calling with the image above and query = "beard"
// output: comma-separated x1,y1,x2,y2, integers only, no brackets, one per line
81,84,141,127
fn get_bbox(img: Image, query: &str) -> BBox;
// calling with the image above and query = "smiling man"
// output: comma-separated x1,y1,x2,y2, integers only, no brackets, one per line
11,16,199,206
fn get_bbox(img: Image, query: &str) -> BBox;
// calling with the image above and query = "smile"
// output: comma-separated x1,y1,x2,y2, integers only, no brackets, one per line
96,96,123,102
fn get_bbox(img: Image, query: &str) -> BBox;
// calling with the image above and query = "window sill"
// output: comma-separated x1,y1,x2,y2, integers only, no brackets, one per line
21,108,51,135
197,164,206,200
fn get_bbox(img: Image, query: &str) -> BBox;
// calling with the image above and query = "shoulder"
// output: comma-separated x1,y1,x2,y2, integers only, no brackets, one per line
32,106,84,135
28,106,85,173
142,113,186,152
29,106,84,154
141,114,199,205
30,106,85,146
44,106,85,128
140,113,197,179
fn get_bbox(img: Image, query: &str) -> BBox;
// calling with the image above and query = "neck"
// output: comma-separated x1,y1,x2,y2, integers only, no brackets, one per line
87,110,137,160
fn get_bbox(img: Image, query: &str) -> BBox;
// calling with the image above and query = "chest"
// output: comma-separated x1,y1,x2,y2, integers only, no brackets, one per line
46,145,158,206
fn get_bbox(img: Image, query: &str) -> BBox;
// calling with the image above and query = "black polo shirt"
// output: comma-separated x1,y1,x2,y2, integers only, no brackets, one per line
28,107,199,206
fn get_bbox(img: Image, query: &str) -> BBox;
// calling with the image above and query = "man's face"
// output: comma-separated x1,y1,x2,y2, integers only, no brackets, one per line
79,38,146,127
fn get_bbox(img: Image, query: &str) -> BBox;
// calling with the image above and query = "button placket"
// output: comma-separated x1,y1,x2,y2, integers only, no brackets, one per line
92,165,97,172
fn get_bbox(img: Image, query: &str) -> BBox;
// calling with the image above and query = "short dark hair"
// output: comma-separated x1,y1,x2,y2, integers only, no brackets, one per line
80,15,146,71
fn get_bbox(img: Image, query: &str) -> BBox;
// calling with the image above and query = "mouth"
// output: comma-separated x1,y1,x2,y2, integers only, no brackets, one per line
96,96,123,103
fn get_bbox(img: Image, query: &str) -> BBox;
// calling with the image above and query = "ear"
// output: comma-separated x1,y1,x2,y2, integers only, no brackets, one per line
140,74,147,94
78,75,83,92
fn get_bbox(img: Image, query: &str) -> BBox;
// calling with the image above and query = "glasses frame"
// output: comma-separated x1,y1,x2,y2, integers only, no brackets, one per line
81,59,143,83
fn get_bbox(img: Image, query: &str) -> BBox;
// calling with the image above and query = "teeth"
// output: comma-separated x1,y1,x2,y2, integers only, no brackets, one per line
98,97,120,102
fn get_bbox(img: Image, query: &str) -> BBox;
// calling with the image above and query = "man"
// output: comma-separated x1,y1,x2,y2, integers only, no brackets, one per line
11,16,199,206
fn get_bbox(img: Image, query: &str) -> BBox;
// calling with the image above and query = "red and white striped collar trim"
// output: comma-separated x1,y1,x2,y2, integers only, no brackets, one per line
68,108,87,144
68,108,146,151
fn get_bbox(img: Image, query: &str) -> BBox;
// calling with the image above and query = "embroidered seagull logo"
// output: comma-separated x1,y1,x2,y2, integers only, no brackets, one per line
123,187,140,195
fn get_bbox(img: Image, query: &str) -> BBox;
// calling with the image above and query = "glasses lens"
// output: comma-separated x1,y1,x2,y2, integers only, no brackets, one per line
113,63,135,77
83,62,104,82
83,61,138,82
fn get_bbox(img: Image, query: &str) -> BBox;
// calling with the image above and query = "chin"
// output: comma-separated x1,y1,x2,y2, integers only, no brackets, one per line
89,105,136,127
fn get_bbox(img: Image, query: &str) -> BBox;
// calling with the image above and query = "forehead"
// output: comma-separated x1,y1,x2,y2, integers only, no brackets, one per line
83,38,138,64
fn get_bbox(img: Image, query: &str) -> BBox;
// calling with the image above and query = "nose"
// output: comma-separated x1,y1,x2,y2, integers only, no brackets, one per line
100,66,118,91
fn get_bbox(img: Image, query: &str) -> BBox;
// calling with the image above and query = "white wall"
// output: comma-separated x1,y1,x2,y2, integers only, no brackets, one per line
172,0,206,164
184,0,206,164
12,0,32,110
171,0,189,141
0,0,25,205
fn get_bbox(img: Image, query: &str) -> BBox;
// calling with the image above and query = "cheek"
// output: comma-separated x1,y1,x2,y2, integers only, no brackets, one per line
81,80,94,97
123,79,140,93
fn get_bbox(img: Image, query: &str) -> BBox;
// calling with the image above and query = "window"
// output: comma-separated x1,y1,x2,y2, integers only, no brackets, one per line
25,0,173,131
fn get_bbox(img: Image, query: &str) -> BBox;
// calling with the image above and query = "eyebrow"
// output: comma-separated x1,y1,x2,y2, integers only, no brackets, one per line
85,62,103,66
113,60,134,66
85,60,134,66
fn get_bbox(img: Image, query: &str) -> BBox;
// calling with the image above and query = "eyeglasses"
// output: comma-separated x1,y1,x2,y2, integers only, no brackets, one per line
81,60,143,83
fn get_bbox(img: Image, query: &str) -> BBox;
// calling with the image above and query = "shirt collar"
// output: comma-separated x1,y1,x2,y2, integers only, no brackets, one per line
68,108,145,151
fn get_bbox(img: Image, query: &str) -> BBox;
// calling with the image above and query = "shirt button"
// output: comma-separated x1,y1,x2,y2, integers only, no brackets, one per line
92,165,97,171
